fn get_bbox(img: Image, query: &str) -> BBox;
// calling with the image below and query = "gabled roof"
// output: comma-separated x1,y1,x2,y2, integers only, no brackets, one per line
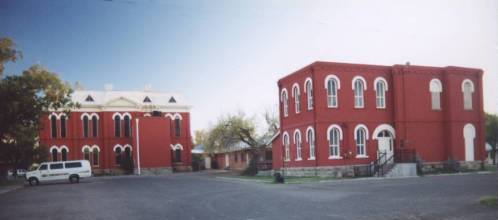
71,90,191,110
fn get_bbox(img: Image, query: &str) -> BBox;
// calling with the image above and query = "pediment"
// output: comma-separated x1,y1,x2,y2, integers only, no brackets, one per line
105,97,139,107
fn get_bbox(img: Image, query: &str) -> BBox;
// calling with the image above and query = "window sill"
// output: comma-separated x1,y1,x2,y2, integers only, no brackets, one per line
327,106,338,109
295,158,302,161
308,157,316,160
355,155,369,159
284,159,290,162
354,107,365,109
328,156,343,160
376,107,386,109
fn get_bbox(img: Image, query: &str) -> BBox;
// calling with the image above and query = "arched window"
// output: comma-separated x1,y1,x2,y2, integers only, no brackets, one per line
281,89,289,117
51,148,58,162
82,115,89,138
92,115,98,137
283,133,290,161
429,79,442,110
115,147,122,165
328,127,341,158
374,78,387,108
173,149,182,162
60,115,67,138
325,76,339,108
294,130,302,160
292,84,300,113
353,77,366,108
174,118,181,137
92,148,99,166
50,115,57,139
355,125,368,157
306,127,315,160
124,115,131,137
124,147,131,160
462,80,474,110
114,115,121,137
83,148,90,161
61,148,67,161
305,78,313,110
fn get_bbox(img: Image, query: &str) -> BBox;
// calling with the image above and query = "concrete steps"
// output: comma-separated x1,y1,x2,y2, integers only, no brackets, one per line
384,163,418,178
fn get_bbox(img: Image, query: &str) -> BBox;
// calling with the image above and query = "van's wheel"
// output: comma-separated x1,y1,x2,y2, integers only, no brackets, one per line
69,175,79,184
28,177,39,186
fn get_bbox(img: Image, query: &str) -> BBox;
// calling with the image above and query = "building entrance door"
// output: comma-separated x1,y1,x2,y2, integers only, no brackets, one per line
377,130,393,163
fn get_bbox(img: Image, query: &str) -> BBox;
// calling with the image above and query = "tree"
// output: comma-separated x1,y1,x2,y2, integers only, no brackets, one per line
203,108,279,153
0,38,22,76
0,37,78,177
485,113,498,165
203,112,259,154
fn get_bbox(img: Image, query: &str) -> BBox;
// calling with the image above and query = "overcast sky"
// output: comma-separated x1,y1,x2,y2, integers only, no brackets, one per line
1,0,497,133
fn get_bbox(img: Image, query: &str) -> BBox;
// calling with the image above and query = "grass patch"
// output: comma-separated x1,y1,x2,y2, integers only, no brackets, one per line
480,196,498,208
484,165,497,172
228,175,336,184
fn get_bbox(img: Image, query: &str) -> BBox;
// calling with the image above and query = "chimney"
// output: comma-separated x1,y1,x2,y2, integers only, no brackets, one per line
104,84,113,91
405,61,411,66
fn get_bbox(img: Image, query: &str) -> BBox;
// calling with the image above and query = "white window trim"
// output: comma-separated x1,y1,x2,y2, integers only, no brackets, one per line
325,75,340,108
354,124,369,157
374,77,388,109
306,126,315,160
429,78,443,92
328,156,343,160
352,76,366,109
281,89,289,117
304,77,313,110
461,79,474,92
294,129,302,160
327,124,343,158
292,83,301,114
282,132,290,161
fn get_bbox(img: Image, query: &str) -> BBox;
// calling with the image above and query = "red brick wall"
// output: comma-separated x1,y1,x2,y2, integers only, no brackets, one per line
276,61,485,169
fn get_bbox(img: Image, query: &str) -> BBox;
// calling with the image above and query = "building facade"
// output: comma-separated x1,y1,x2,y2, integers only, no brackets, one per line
39,86,193,175
273,61,485,176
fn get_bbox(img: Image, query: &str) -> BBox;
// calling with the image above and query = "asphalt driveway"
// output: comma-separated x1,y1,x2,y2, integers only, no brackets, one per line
0,172,497,220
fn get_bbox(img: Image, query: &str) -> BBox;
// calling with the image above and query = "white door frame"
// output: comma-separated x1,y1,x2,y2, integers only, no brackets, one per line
463,123,476,161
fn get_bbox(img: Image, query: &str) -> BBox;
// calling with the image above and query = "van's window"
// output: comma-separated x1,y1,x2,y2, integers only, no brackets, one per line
50,163,63,170
39,164,48,170
65,162,82,168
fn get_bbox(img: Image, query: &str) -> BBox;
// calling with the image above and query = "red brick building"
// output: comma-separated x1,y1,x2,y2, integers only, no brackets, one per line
39,86,192,174
273,61,485,176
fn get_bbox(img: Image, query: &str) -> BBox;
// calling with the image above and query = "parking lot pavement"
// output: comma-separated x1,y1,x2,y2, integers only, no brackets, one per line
0,172,496,220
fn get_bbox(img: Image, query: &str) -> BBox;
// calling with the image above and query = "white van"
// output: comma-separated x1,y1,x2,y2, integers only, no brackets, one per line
26,160,92,186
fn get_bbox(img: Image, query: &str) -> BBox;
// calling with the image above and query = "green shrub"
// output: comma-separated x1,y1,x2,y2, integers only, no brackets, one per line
241,159,258,176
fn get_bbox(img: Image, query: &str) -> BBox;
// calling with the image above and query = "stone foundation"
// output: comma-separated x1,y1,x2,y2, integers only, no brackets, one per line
135,167,172,175
420,160,483,174
268,164,372,178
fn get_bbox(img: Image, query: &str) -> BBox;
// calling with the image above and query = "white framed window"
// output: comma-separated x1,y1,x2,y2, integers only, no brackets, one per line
325,75,340,108
327,124,343,159
306,127,315,160
354,124,369,158
294,129,302,160
352,76,366,108
374,77,388,109
429,78,442,110
292,83,300,113
281,89,289,117
304,78,313,110
283,132,290,161
462,79,474,110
